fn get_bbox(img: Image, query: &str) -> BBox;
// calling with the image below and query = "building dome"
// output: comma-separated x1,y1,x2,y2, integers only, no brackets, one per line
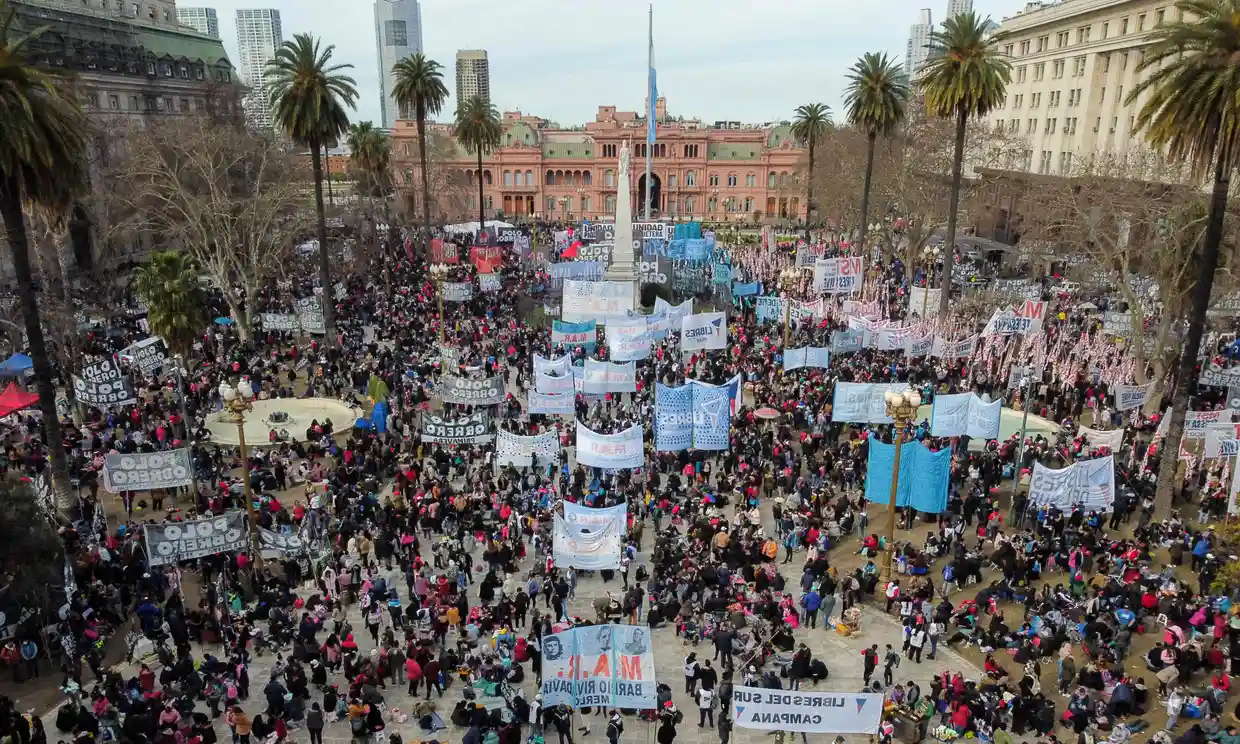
502,121,539,147
766,123,794,148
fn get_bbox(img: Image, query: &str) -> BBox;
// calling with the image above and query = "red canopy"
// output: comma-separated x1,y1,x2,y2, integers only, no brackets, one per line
0,383,38,418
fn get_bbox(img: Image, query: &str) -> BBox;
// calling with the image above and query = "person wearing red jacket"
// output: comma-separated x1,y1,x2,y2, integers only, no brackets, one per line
404,657,422,696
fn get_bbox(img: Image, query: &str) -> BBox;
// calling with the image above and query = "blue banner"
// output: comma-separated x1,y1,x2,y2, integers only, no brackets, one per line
755,296,785,324
712,263,730,285
552,320,597,353
667,239,686,260
655,383,692,451
685,239,708,262
864,434,951,513
733,281,761,297
691,384,731,450
642,238,666,258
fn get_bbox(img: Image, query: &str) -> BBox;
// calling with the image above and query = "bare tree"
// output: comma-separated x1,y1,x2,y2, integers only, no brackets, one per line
394,131,471,224
1018,148,1233,409
110,120,310,340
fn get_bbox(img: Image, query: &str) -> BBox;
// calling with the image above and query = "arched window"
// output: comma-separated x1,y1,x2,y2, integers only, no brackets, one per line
583,171,592,185
466,170,475,185
708,173,719,187
564,171,574,186
514,171,523,186
604,169,614,187
768,171,776,188
686,197,696,213
605,195,616,214
525,170,533,185
686,170,697,186
546,196,556,212
779,171,789,185
744,197,754,212
503,170,513,186
546,170,555,186
727,173,737,187
484,170,493,186
746,173,756,187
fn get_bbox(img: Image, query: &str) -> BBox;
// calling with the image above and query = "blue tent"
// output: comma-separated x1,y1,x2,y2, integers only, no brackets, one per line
0,354,33,378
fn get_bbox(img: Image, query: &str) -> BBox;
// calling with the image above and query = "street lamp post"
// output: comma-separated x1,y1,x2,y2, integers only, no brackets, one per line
778,267,798,351
921,246,942,317
880,387,922,584
218,379,264,569
429,264,450,347
576,188,585,219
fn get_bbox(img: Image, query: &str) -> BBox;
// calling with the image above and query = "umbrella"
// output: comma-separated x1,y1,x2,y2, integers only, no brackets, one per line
214,317,234,326
755,406,781,420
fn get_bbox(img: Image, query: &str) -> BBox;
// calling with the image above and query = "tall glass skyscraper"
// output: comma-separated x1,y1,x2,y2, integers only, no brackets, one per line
373,0,424,127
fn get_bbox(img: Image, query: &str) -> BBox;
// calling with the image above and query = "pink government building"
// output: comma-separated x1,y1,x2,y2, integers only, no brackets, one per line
389,97,808,224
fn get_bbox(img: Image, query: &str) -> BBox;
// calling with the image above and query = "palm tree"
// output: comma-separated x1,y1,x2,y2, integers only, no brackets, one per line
0,0,87,514
844,52,910,255
266,34,357,340
789,103,832,238
1127,0,1240,508
134,251,207,358
919,10,1011,317
391,54,448,254
454,96,502,234
346,121,390,197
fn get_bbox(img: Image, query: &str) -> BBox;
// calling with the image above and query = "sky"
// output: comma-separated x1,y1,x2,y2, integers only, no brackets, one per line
203,0,1033,128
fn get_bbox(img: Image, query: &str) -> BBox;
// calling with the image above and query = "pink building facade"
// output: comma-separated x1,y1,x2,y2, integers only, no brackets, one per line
390,100,808,223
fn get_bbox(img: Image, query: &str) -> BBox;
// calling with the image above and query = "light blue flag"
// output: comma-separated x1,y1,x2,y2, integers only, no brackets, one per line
655,383,692,451
691,384,732,450
864,434,952,513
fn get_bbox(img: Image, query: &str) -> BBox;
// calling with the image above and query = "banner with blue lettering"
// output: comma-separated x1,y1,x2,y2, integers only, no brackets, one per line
642,238,666,258
712,263,730,285
685,239,709,262
655,383,693,451
864,434,951,513
529,391,574,415
539,624,657,709
755,296,785,324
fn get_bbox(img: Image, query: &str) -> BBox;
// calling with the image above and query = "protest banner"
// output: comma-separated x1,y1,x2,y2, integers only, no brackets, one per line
732,688,884,734
495,428,560,467
575,422,644,469
929,393,1002,439
439,375,505,406
1185,410,1226,440
74,358,136,406
294,296,326,334
931,335,977,359
783,347,830,373
561,280,635,324
470,245,503,273
529,391,574,415
479,274,501,293
981,300,1045,337
441,282,474,302
103,449,192,493
420,412,492,443
1076,425,1125,452
681,311,727,352
533,354,572,378
551,320,597,352
429,238,459,264
144,512,248,566
1114,382,1154,412
260,314,300,331
583,360,637,394
831,382,905,424
256,527,308,558
1027,457,1116,511
120,337,169,373
811,256,863,294
552,513,621,570
539,624,656,709
535,371,574,395
607,323,652,362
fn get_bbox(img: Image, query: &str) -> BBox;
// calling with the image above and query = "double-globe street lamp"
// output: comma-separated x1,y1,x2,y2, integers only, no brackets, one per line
218,378,265,568
429,263,452,347
880,386,922,583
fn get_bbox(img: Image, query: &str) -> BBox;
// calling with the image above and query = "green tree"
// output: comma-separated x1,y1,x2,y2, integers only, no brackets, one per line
0,0,87,514
453,95,502,233
789,103,832,238
844,52,910,253
919,10,1011,316
391,54,448,254
1127,0,1240,509
134,250,208,357
346,121,390,198
266,33,357,340
0,475,64,609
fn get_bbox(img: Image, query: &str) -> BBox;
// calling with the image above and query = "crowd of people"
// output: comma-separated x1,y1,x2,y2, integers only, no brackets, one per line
0,216,1233,744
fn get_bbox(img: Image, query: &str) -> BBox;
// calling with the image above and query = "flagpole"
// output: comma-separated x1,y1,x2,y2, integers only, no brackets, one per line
644,3,653,222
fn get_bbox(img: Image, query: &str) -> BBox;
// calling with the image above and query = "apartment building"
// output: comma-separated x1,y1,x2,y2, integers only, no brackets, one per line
983,0,1171,176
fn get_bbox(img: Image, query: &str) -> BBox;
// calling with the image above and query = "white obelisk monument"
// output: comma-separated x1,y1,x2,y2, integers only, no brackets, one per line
605,141,639,303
